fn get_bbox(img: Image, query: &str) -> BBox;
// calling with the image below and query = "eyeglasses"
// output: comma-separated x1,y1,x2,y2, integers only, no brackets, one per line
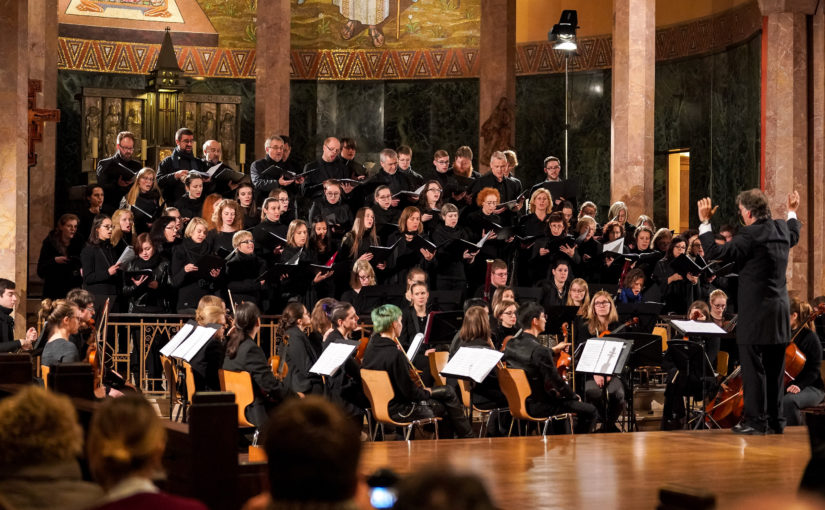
239,240,254,245
594,301,611,306
492,271,508,277
483,201,498,206
501,310,517,316
277,197,290,202
165,225,177,231
325,145,340,153
435,159,449,165
101,224,113,230
711,303,726,309
325,192,341,197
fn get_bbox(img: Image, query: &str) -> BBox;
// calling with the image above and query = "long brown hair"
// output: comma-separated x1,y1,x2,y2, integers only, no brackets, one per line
790,298,814,331
458,306,491,344
225,302,261,359
585,290,618,335
345,207,378,258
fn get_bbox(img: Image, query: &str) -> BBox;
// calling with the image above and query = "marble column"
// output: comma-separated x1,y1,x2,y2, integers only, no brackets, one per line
254,0,291,158
611,0,655,222
812,10,825,297
478,0,516,174
28,0,58,291
0,0,30,315
759,0,816,298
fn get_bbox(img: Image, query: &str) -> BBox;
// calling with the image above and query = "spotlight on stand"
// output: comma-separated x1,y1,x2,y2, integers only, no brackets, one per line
549,10,579,180
549,10,579,51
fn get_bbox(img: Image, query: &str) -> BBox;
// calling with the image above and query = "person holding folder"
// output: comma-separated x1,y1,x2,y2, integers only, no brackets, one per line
120,168,164,234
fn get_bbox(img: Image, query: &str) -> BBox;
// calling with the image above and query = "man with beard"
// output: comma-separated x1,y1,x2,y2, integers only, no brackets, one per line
96,131,142,214
157,128,206,204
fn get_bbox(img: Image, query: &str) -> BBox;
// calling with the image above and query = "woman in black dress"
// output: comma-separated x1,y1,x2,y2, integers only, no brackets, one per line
37,213,83,300
170,217,222,313
78,184,104,242
430,203,474,293
650,236,699,314
120,168,164,234
81,214,122,315
385,206,435,285
110,208,134,255
149,216,181,264
123,233,172,314
174,172,205,221
207,199,243,255
278,219,334,305
282,302,323,397
224,230,267,308
235,182,260,230
418,179,444,234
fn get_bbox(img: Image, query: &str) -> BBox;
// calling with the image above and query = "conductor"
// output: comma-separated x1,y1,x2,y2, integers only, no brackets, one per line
696,189,800,435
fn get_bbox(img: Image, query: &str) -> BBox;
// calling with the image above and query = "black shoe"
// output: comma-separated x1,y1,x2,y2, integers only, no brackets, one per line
732,423,766,435
766,427,784,435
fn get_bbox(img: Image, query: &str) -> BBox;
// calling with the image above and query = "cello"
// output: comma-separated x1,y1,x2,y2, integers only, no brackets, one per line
705,302,825,427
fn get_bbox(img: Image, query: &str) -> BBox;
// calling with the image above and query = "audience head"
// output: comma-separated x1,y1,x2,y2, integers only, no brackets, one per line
263,397,361,504
393,466,498,510
0,386,84,470
87,394,166,490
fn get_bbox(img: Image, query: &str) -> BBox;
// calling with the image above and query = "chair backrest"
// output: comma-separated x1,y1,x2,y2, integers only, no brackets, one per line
181,361,197,403
360,369,400,425
820,360,825,386
498,367,535,421
428,351,449,387
652,326,669,352
41,365,50,389
160,354,177,399
716,351,730,377
218,369,256,428
457,378,472,408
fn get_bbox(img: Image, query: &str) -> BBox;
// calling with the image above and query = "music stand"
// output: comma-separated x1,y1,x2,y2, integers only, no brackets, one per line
355,284,406,314
513,287,543,303
617,302,663,333
666,336,720,430
576,337,634,432
428,291,462,311
611,332,664,431
425,311,464,347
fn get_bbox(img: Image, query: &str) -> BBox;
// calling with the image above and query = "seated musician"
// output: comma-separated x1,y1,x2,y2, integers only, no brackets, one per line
661,300,713,430
566,278,590,317
325,302,370,423
222,302,292,427
576,291,626,432
399,281,437,387
491,299,519,351
448,305,507,412
39,299,82,367
503,302,596,434
190,297,229,392
282,302,323,397
783,298,825,426
361,304,473,438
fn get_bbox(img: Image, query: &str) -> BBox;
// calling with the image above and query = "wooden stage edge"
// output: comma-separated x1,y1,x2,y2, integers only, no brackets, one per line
359,427,812,510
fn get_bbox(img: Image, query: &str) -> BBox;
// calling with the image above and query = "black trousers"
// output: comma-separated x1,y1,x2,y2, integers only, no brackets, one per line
740,343,787,430
584,377,626,427
527,397,597,434
390,385,473,438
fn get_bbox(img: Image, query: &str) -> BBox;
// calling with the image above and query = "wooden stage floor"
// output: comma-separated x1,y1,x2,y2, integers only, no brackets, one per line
359,427,812,509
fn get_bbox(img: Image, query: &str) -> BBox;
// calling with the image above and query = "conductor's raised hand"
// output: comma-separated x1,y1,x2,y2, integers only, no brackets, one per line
788,190,800,213
697,197,717,222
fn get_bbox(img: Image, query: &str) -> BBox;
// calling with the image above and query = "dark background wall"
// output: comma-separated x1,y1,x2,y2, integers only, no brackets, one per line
56,34,760,228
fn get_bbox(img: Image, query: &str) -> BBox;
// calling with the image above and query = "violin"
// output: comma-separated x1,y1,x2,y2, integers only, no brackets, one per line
555,323,572,382
599,317,639,338
390,335,426,389
354,323,372,362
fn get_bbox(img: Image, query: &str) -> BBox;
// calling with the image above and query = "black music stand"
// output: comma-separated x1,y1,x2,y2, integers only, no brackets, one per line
425,311,464,347
617,302,663,333
612,332,664,431
665,338,719,430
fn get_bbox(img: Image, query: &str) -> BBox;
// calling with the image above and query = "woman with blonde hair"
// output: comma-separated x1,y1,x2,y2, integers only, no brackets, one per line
188,299,229,392
88,395,206,509
120,167,164,234
491,299,518,351
566,278,590,317
341,259,375,313
110,208,134,252
39,299,81,367
171,217,222,313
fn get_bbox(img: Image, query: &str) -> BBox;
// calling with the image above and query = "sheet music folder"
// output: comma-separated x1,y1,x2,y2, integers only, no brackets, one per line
669,320,727,336
575,337,633,376
168,324,219,363
440,347,503,384
309,341,357,377
159,320,197,358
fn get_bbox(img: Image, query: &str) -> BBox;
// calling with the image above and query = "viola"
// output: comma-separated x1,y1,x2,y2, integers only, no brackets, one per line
354,323,372,362
555,323,572,382
599,317,638,338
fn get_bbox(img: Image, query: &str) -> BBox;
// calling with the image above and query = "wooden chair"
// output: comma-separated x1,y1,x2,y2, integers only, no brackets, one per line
653,326,669,352
716,351,729,377
218,369,256,428
41,365,50,389
457,378,509,438
498,366,573,436
360,368,440,440
428,351,449,387
181,361,197,423
160,354,183,421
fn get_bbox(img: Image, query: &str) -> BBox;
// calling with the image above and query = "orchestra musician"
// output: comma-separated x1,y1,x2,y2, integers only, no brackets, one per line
361,304,473,438
783,298,824,426
697,189,801,435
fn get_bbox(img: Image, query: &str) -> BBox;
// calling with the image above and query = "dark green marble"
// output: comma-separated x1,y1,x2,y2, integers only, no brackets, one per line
654,35,761,228
516,70,612,217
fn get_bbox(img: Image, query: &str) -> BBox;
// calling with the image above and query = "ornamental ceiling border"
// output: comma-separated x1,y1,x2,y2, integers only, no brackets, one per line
57,2,761,80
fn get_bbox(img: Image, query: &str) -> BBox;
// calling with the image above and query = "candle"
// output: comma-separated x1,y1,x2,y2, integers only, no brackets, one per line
141,139,147,159
238,143,246,165
91,137,98,159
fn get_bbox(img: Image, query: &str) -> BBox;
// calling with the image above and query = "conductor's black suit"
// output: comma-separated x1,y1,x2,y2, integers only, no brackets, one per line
700,214,800,432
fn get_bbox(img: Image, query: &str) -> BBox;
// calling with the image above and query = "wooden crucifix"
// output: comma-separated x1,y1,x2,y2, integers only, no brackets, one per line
28,80,60,168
